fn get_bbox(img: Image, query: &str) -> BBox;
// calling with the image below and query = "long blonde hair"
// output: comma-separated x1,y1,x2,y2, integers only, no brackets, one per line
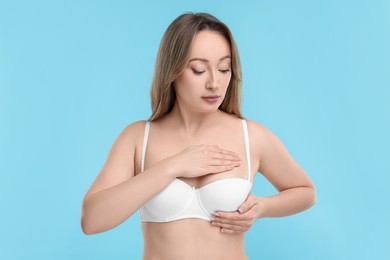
149,13,243,121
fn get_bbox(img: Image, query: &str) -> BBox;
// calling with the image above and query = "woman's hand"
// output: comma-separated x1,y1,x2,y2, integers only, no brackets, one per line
210,194,264,234
160,145,241,179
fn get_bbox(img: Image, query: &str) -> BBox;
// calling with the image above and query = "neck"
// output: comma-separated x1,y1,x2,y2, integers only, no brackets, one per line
169,102,222,136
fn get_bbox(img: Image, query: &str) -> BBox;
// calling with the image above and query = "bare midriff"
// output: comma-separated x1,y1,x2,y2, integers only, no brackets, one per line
141,219,247,260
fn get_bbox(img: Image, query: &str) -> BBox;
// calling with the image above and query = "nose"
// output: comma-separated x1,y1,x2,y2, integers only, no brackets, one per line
205,70,219,90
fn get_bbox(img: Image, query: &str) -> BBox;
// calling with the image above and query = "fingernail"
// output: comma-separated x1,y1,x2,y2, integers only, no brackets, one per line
215,213,220,217
238,207,243,213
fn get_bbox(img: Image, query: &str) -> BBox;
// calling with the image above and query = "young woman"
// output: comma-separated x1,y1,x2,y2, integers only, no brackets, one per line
81,13,316,259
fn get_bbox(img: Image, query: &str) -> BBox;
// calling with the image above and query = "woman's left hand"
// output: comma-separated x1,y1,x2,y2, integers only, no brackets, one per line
210,194,264,234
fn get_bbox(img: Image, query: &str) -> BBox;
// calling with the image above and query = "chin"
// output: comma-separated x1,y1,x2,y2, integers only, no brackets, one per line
199,106,221,114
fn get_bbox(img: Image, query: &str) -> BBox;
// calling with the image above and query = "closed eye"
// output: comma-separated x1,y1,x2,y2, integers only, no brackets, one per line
192,68,205,75
219,69,231,74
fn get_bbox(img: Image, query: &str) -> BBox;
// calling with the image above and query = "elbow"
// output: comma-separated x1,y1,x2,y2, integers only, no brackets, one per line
81,215,103,235
81,226,92,235
81,209,111,235
81,224,93,236
309,183,317,207
81,203,100,235
81,216,95,235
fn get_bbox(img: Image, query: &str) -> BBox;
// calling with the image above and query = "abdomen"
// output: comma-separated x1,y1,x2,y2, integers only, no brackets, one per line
142,219,247,260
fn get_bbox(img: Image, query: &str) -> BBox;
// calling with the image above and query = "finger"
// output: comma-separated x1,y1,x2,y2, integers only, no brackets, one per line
212,214,251,227
228,210,257,219
207,151,241,163
206,146,241,159
237,195,257,214
211,221,247,232
212,215,249,224
214,211,247,221
212,214,254,233
214,211,257,224
213,219,250,230
207,158,241,167
201,150,240,166
207,164,236,174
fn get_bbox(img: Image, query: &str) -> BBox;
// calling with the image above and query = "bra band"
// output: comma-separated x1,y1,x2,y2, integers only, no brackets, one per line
141,121,150,172
140,120,251,181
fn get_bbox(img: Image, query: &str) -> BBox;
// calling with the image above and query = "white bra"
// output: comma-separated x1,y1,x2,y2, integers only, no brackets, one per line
139,120,253,222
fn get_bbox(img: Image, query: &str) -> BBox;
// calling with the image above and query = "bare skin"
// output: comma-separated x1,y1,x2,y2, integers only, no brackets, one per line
81,31,316,259
140,112,252,260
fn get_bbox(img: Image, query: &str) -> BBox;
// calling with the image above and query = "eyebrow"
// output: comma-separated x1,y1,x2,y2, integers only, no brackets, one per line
188,55,231,63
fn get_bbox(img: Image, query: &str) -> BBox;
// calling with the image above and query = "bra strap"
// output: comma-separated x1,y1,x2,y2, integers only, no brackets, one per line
141,121,150,172
241,119,251,182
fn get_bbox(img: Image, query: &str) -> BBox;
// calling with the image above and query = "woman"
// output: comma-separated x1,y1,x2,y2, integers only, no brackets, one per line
81,13,316,259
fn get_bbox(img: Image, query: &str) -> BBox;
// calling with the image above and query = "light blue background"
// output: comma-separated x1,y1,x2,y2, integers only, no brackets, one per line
1,1,389,259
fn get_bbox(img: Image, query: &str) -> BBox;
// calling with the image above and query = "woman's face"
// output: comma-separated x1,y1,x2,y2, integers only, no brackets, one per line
174,30,232,114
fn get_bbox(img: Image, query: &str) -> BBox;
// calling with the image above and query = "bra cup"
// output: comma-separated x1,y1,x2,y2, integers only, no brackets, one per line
197,179,252,216
143,179,193,219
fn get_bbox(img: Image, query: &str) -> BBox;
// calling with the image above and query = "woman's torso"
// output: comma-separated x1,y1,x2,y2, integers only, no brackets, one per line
135,113,259,260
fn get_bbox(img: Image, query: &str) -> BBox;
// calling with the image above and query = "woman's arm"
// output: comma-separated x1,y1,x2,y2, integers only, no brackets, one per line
211,121,316,233
80,121,175,235
253,121,316,217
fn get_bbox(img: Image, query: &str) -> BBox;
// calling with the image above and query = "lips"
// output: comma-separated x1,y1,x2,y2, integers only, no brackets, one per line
202,95,220,103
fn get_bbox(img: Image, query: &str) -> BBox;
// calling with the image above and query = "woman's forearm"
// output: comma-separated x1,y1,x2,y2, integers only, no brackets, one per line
81,165,174,235
257,186,316,218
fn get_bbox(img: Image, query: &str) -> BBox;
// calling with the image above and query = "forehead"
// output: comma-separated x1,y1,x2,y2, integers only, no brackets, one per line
189,30,231,61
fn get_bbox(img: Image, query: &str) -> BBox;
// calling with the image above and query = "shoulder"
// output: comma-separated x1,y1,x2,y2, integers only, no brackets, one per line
123,120,148,134
245,118,294,167
245,119,273,141
245,119,284,153
116,120,148,146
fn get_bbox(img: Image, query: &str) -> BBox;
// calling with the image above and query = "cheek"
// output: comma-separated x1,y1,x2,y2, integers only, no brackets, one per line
181,73,204,90
222,74,232,88
175,74,200,97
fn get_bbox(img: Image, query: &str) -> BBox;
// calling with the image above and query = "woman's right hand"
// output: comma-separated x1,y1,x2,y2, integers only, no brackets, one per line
158,145,241,179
